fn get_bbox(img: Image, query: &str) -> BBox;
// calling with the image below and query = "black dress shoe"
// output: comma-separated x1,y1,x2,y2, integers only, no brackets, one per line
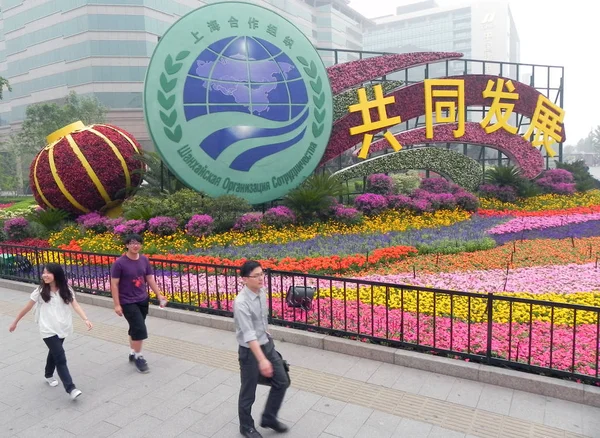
260,419,289,433
240,427,263,438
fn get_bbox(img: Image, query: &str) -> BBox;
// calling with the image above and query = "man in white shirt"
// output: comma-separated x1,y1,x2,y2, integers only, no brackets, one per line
234,261,289,438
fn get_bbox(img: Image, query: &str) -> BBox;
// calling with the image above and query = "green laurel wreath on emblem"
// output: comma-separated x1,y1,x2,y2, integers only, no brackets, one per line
297,56,326,138
158,51,191,143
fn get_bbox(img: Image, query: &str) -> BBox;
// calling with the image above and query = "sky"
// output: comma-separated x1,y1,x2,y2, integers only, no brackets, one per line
348,0,600,145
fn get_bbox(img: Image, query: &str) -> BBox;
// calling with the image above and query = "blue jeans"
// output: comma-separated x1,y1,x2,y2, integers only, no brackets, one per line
43,335,76,393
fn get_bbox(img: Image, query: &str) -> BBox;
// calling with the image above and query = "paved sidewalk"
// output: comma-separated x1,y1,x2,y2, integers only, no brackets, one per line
0,286,599,438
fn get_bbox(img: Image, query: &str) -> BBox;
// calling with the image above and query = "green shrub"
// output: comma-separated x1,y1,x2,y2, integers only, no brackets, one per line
555,160,600,192
390,171,421,195
416,238,496,255
28,208,70,232
283,173,347,223
205,195,251,232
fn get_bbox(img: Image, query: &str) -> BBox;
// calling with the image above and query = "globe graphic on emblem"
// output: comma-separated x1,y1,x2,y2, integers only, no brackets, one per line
183,36,310,172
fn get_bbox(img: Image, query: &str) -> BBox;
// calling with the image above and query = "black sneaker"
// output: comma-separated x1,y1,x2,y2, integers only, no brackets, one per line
240,427,263,438
135,356,149,373
129,353,135,363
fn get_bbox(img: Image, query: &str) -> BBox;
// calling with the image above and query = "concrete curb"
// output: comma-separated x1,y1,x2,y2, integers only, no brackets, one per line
2,278,599,408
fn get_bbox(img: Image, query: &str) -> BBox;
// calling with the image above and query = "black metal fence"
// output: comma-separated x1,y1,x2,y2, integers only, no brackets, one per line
1,243,598,385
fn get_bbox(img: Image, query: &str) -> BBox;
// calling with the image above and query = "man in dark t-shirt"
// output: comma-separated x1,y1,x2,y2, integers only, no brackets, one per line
110,233,167,373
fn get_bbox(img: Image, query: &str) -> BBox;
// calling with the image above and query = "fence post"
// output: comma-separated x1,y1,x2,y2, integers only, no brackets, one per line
267,268,273,324
34,247,41,279
486,293,494,363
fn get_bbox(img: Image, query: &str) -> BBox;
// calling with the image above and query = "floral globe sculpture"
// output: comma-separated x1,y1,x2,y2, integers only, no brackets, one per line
29,121,144,215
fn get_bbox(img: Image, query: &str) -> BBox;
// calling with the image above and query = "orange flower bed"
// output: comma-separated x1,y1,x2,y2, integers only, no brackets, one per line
59,239,417,274
360,236,600,275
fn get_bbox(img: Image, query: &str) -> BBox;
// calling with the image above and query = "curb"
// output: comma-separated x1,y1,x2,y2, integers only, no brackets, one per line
2,278,599,408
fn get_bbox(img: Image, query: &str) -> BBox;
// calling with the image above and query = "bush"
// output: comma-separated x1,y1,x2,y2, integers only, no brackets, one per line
233,212,263,232
478,184,518,203
416,238,496,255
284,173,347,223
3,217,30,241
535,169,576,195
409,198,433,213
77,212,109,233
366,174,394,195
105,217,125,232
113,220,146,235
419,177,451,194
555,160,600,192
354,193,388,216
390,171,421,195
263,206,296,228
122,189,212,225
453,191,480,212
185,214,214,238
331,205,363,225
163,189,213,225
147,216,178,236
205,195,251,232
122,196,166,221
428,193,457,210
29,208,69,232
386,194,412,210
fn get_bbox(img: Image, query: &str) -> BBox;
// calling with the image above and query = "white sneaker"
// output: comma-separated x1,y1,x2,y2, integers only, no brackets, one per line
70,389,82,400
45,377,59,387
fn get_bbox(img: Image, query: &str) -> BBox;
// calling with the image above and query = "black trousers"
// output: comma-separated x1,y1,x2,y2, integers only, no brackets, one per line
238,338,289,431
43,335,75,393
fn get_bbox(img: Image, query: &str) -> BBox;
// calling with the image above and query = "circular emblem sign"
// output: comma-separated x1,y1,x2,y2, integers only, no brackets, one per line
144,2,333,204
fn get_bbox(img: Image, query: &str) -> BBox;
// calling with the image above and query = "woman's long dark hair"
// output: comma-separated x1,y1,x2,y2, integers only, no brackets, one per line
39,263,73,305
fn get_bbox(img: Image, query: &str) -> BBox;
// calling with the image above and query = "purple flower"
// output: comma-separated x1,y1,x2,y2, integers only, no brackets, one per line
478,184,518,203
186,214,214,238
234,212,264,232
148,216,178,236
387,194,412,210
409,198,433,213
105,217,125,232
453,191,479,212
354,193,388,215
113,220,146,235
428,193,457,210
3,217,30,241
332,206,363,225
420,178,451,194
366,174,394,195
263,206,296,228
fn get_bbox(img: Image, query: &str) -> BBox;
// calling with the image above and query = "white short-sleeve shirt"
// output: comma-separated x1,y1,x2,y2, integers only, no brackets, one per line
30,287,74,339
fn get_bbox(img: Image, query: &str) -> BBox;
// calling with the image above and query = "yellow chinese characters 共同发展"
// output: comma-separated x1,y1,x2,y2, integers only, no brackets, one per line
480,78,519,134
522,95,565,157
348,84,403,159
424,79,465,139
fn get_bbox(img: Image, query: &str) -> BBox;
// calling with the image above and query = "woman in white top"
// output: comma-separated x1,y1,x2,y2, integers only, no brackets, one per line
9,263,93,400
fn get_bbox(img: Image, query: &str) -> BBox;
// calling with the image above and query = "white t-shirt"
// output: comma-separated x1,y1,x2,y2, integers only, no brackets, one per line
30,287,74,339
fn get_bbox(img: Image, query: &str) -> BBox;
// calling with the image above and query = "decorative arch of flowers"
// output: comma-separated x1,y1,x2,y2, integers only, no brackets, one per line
324,56,565,181
360,122,545,179
333,147,484,192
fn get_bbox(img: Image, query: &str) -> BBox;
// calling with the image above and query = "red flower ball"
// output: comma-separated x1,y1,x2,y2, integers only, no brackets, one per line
29,123,144,215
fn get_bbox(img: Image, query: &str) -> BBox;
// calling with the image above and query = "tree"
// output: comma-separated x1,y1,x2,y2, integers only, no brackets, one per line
0,135,25,193
129,150,188,195
18,91,107,153
593,125,600,153
0,76,12,101
0,148,17,192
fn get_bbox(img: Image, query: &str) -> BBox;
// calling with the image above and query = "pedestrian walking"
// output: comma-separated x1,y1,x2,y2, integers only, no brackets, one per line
9,263,93,400
234,261,290,438
110,233,167,373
